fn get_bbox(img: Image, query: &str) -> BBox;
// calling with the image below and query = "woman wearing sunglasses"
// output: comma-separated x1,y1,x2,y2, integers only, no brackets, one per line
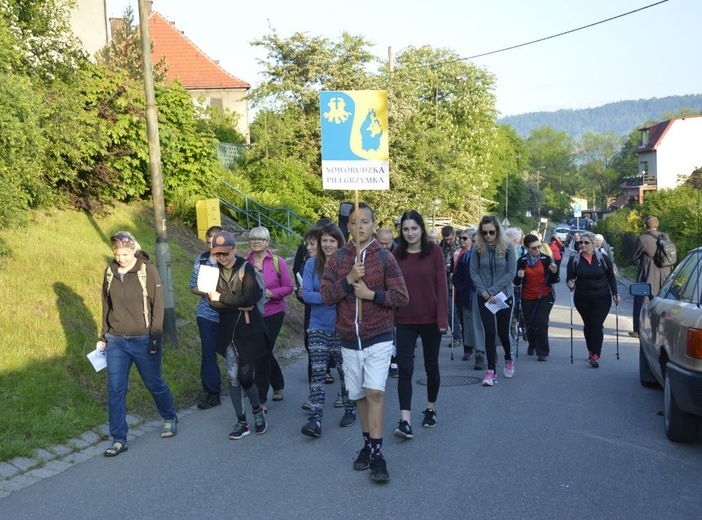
470,216,518,386
566,231,620,367
98,232,177,456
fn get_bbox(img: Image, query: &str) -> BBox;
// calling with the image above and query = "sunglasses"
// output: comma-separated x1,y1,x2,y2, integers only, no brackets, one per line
110,234,134,244
249,238,267,242
214,251,231,258
481,230,496,236
581,241,591,245
459,236,469,240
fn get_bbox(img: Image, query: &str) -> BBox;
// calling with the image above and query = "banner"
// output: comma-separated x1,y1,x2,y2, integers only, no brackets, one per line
320,90,389,190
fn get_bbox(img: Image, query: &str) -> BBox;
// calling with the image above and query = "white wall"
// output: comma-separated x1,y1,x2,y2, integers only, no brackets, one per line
69,0,109,56
656,117,702,189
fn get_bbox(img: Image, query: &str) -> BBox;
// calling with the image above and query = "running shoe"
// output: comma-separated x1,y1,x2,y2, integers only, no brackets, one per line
339,410,356,427
253,408,267,435
393,420,413,439
589,353,600,368
301,419,321,437
482,369,497,386
228,421,250,440
353,446,371,470
370,456,390,482
334,391,344,408
504,360,515,378
422,409,437,428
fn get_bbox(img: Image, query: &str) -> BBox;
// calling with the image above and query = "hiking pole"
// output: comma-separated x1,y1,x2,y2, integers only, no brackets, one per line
615,300,620,360
569,290,574,365
514,287,521,359
450,284,455,361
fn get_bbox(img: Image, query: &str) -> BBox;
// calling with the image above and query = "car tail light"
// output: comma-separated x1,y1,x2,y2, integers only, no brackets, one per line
686,328,702,359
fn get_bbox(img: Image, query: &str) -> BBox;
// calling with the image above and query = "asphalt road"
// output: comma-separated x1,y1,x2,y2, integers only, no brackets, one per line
2,262,701,519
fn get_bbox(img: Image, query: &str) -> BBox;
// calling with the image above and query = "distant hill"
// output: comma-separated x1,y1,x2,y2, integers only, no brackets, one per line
499,94,702,139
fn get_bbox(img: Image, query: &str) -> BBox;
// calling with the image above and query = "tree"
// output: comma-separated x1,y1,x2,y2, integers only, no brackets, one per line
576,131,623,210
96,6,167,83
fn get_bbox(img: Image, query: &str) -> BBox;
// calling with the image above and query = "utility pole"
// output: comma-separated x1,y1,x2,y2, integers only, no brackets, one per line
137,0,177,348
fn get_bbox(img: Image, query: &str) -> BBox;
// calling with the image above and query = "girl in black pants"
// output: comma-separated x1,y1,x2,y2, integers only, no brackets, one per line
566,231,620,367
470,215,518,386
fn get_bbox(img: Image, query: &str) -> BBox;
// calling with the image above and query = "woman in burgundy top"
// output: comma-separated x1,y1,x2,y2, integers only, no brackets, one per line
392,210,449,440
515,234,560,361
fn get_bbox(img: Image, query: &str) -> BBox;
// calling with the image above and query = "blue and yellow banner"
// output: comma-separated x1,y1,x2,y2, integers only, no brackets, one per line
320,90,389,190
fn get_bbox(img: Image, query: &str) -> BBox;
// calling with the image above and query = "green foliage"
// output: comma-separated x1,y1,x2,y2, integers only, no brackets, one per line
95,5,167,83
576,131,624,210
195,102,246,144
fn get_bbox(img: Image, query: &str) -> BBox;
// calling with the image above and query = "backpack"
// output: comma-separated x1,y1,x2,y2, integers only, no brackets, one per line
237,261,267,316
572,250,608,274
653,235,677,268
105,263,151,328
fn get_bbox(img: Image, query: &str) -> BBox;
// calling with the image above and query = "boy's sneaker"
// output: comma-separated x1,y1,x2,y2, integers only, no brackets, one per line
482,369,497,386
353,446,371,470
504,359,515,378
253,408,267,435
393,420,413,439
301,419,321,437
334,391,344,408
370,456,390,483
589,353,600,368
339,410,356,427
422,409,437,428
228,421,250,440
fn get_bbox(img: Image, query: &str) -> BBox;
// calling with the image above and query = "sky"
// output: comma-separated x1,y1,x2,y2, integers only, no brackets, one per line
106,0,700,117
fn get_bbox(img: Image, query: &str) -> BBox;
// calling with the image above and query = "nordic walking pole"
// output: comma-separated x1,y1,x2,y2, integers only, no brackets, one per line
354,191,361,321
514,286,521,359
450,284,455,361
615,301,620,360
569,289,574,365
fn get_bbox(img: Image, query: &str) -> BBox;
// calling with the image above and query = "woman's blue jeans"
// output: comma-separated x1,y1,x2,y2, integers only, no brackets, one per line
106,333,176,443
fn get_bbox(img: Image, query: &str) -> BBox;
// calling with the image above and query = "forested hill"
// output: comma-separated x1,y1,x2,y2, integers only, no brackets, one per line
499,94,702,139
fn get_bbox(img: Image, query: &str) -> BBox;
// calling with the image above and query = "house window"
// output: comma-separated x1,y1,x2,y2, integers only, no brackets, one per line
641,129,650,147
209,98,223,109
640,161,648,175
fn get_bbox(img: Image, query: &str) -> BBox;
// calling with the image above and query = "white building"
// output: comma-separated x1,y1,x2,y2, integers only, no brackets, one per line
69,0,109,57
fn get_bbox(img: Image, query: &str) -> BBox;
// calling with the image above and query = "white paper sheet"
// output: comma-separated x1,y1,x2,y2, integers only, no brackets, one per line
197,265,220,293
296,272,303,287
87,349,107,372
485,291,509,314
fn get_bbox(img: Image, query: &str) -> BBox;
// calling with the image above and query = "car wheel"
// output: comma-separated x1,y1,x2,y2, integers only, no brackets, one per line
663,372,699,442
639,345,659,388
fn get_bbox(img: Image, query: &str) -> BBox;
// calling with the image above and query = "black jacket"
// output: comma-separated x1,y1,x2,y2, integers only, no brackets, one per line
209,256,269,364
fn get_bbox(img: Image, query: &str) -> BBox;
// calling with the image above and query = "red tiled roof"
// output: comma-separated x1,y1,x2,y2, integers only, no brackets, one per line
148,12,249,90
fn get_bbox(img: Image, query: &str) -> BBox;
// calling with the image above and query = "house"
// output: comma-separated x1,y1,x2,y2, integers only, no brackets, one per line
69,0,109,56
616,115,702,206
146,7,251,142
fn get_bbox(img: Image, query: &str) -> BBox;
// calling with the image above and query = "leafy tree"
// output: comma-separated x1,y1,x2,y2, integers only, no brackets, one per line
95,5,167,83
195,102,245,144
576,131,622,210
0,0,85,81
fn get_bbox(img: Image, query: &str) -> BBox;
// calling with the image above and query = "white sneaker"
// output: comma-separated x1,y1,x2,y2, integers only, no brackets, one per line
504,360,515,378
482,369,497,386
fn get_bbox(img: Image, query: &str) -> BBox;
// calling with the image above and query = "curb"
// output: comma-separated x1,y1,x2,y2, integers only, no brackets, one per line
0,407,197,498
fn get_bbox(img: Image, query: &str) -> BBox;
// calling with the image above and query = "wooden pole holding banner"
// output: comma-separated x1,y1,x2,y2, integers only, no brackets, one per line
354,190,362,320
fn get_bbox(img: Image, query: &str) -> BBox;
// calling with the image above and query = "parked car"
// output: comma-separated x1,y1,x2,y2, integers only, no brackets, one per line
552,226,570,242
630,247,702,442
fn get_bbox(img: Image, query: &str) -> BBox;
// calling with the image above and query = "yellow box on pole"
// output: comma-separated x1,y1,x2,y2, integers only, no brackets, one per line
196,199,221,242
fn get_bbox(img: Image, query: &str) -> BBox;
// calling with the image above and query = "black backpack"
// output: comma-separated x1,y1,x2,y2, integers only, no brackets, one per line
653,234,677,268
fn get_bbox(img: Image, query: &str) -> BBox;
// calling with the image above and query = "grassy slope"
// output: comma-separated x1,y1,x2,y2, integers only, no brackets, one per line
0,202,206,461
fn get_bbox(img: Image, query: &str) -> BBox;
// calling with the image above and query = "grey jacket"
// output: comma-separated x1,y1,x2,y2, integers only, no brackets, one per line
469,241,518,299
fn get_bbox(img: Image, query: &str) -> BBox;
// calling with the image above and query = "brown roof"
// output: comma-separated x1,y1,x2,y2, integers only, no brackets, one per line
636,114,702,153
148,12,250,90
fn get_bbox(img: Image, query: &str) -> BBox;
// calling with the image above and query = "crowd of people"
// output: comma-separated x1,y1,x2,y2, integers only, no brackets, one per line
97,210,673,483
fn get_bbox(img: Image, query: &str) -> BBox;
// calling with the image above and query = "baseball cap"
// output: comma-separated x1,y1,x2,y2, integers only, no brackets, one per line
210,231,236,253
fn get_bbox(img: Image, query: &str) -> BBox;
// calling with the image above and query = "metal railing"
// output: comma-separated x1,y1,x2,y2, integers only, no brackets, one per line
215,177,313,242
